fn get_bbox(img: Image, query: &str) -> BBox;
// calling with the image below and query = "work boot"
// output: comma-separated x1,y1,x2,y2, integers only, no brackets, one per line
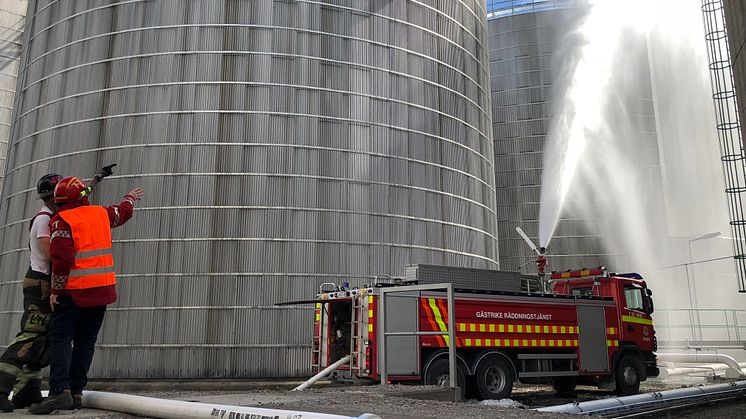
28,391,73,415
11,379,43,409
71,394,82,410
0,396,13,413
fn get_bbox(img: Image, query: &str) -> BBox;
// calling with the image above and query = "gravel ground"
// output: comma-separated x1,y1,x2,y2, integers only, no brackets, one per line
511,380,685,408
151,380,743,419
0,407,132,418
153,385,562,419
3,379,743,418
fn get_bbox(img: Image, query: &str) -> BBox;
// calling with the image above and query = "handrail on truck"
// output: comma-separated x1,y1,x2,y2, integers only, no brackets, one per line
378,283,457,390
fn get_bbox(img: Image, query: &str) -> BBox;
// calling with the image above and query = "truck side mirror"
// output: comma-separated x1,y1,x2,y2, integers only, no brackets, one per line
643,294,654,315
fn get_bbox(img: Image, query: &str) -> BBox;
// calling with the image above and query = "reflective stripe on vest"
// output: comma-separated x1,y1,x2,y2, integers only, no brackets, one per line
58,206,116,290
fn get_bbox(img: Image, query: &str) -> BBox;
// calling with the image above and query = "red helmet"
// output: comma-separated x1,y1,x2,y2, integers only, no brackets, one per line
53,176,91,204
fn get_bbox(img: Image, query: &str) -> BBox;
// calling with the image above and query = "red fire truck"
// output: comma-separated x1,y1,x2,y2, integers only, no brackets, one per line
307,265,658,399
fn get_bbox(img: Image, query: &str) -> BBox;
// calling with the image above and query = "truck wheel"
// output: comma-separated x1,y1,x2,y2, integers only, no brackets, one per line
424,358,466,389
615,354,642,396
475,356,514,399
552,377,576,394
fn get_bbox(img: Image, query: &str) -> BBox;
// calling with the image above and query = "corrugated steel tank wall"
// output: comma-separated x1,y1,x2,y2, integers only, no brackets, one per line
0,1,27,191
488,4,660,273
723,0,746,151
0,0,497,378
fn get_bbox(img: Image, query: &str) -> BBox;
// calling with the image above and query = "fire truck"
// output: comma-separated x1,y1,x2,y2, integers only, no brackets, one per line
305,264,658,399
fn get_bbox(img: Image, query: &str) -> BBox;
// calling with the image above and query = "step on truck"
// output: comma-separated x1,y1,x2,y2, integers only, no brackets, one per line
307,264,658,399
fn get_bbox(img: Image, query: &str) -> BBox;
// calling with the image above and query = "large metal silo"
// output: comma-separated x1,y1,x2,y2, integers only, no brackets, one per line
0,0,27,191
0,0,497,378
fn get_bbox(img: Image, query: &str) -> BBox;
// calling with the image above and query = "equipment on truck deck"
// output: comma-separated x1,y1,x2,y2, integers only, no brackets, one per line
405,264,524,293
298,264,658,400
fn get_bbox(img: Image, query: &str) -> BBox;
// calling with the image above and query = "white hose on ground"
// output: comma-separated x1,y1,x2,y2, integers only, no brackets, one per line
293,355,351,391
82,390,380,419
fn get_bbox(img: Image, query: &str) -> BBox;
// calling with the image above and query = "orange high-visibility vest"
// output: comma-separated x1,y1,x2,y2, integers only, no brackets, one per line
57,205,116,290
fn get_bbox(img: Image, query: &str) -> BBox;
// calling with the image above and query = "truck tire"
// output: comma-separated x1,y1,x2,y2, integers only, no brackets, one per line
424,358,466,389
475,355,514,399
552,377,576,394
615,354,642,396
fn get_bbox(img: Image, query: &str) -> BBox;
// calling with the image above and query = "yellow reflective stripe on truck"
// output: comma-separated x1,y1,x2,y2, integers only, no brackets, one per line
460,339,581,348
455,322,579,334
621,315,653,325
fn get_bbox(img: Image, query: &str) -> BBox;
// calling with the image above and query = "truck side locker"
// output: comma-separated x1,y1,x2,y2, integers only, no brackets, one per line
517,353,578,378
380,291,419,376
577,305,609,372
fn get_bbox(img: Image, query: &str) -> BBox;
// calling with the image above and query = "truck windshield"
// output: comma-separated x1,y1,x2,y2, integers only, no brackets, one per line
624,285,644,311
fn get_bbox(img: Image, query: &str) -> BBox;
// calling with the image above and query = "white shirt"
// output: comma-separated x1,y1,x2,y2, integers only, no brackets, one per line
29,205,52,274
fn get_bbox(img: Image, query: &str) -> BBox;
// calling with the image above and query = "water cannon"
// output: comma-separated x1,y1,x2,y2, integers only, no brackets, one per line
515,226,540,255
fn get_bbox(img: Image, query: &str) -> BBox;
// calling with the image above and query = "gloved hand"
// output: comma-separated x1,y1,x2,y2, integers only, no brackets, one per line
97,163,117,179
92,163,117,185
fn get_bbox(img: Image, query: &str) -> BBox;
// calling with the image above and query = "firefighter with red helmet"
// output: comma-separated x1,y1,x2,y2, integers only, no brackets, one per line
537,247,548,293
0,174,63,412
28,177,143,414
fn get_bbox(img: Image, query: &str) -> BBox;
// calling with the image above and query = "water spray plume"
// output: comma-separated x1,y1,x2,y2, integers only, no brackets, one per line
537,0,739,323
538,0,647,248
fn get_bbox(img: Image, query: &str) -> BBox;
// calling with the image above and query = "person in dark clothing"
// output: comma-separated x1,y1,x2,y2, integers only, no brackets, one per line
28,176,142,415
0,174,61,413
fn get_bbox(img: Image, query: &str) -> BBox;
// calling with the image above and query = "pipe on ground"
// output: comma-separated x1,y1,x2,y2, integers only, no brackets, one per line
537,380,746,414
82,390,380,419
657,366,720,379
656,353,745,378
657,362,746,378
293,355,351,391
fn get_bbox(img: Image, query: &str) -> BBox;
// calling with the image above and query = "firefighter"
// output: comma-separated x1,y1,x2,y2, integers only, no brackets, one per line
536,253,547,273
537,247,548,292
28,177,143,414
0,174,62,412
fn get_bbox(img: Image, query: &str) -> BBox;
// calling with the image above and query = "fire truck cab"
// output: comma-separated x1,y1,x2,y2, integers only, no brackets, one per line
309,266,658,400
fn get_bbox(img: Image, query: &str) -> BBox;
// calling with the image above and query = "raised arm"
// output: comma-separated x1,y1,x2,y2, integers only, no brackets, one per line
106,188,144,228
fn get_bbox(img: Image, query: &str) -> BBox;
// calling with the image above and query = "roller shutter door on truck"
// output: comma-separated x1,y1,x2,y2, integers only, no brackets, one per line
577,305,610,372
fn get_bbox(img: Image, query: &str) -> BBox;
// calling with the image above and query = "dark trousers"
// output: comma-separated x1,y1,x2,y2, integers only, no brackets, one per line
48,295,106,395
0,273,51,396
